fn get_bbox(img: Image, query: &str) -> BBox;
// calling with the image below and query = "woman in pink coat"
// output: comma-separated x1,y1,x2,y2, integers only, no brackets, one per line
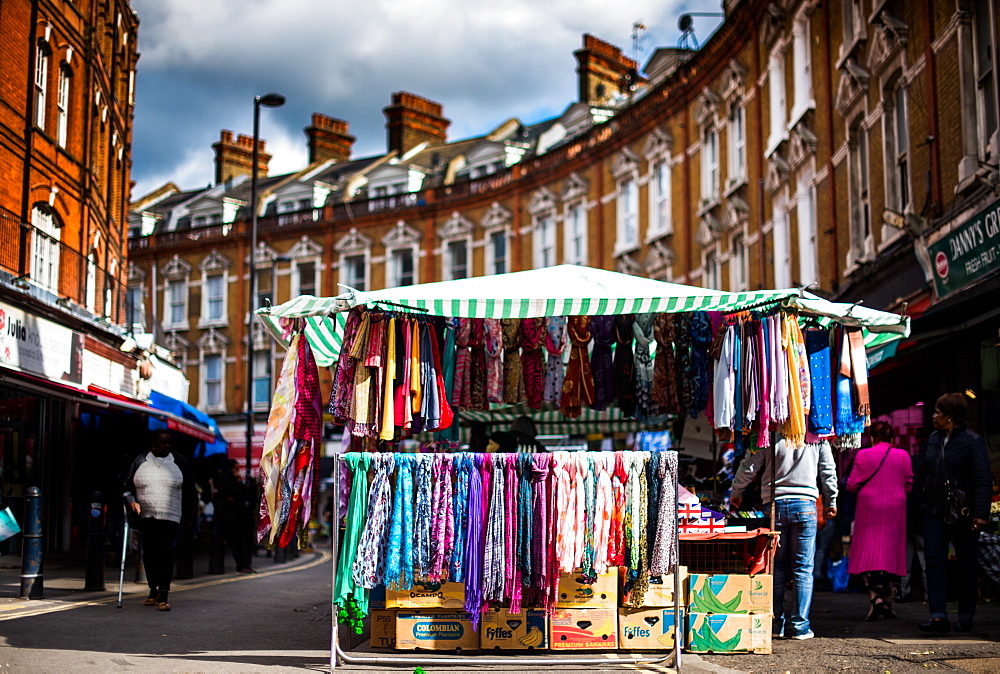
847,421,913,621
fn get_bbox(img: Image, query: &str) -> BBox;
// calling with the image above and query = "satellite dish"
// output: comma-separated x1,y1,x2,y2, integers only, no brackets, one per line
678,14,693,32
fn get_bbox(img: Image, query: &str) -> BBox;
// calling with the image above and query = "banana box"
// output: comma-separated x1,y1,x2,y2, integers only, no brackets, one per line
686,613,772,654
369,610,397,649
385,581,465,609
687,574,772,614
549,607,618,650
556,569,618,608
395,611,479,651
620,566,688,607
480,608,548,650
618,608,685,649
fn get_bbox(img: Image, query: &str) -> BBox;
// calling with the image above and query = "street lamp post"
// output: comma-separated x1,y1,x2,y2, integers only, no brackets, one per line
245,93,285,497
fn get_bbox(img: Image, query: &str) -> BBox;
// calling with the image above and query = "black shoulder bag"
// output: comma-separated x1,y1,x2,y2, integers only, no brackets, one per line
940,439,972,527
853,446,892,493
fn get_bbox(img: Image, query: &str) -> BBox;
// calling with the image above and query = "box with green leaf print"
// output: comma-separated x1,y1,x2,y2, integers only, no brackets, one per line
687,574,772,614
686,613,772,654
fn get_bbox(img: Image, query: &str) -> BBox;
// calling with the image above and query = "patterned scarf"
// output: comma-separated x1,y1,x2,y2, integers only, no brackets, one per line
653,313,681,413
517,453,534,588
258,333,299,544
650,450,678,576
435,319,460,442
689,312,712,417
543,317,568,405
608,452,628,566
529,453,553,606
592,453,614,575
333,452,370,629
452,318,473,409
624,452,650,607
483,454,507,602
352,453,395,588
675,313,694,415
805,329,834,435
450,454,472,582
613,315,637,417
520,317,546,409
589,315,616,411
384,453,414,591
469,318,489,410
484,319,504,404
633,314,665,424
463,454,486,629
645,452,660,563
501,318,526,404
503,454,523,613
579,453,598,582
330,308,363,420
561,316,595,419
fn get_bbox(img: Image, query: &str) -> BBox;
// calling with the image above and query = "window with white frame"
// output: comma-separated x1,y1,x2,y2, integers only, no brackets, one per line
649,161,672,236
796,173,818,288
887,76,910,212
535,212,556,268
292,259,318,296
167,279,187,328
767,47,786,152
388,248,415,287
203,273,226,322
30,206,60,292
704,251,720,289
445,239,469,280
701,126,720,205
565,202,588,264
252,350,271,409
34,42,49,130
848,117,873,263
791,11,813,122
57,64,70,147
727,103,746,188
617,178,639,249
126,284,145,331
85,251,97,312
772,194,792,288
487,230,507,275
730,234,748,292
104,259,115,318
342,254,367,291
202,353,223,411
973,0,998,158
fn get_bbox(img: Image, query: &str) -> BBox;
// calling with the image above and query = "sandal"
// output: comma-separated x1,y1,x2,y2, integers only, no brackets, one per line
143,597,157,606
157,602,171,611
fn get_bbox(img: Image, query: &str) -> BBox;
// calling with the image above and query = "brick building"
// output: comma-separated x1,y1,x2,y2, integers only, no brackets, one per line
128,0,1000,465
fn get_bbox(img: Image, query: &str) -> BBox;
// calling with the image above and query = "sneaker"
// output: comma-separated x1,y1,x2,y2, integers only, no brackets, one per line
954,620,974,633
919,618,951,633
791,630,815,640
237,567,257,574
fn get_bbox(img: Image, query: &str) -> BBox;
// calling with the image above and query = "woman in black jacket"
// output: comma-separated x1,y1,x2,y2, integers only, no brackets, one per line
919,393,992,634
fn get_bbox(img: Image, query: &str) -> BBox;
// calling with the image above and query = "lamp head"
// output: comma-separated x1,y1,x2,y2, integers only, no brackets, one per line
258,93,285,108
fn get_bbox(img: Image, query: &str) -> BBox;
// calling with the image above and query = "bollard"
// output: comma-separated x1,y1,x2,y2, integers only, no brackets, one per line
84,491,106,591
20,486,43,599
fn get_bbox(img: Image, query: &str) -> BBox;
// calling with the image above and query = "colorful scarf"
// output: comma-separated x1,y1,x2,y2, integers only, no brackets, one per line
258,333,299,544
484,318,504,404
384,453,414,591
529,453,553,606
589,315,616,411
452,318,472,409
543,317,568,405
561,316,595,418
412,454,433,578
501,318,526,404
653,313,681,414
649,450,678,576
520,317,546,409
805,329,833,435
429,454,455,581
334,453,370,631
352,453,395,588
330,308,363,420
469,318,488,410
592,453,614,575
613,315,637,417
689,312,712,417
451,454,472,582
463,454,486,629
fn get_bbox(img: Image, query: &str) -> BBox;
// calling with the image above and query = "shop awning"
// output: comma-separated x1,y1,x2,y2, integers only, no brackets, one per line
147,391,227,454
86,386,217,446
458,402,668,435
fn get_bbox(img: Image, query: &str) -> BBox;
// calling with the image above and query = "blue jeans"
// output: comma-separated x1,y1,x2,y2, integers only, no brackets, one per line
923,515,979,621
772,498,817,637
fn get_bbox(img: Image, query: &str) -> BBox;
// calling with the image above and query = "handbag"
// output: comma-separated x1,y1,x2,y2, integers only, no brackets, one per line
853,446,892,493
938,437,972,527
0,506,21,542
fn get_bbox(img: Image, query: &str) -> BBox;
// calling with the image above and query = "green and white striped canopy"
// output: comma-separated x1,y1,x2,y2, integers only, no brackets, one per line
257,265,910,367
459,402,668,435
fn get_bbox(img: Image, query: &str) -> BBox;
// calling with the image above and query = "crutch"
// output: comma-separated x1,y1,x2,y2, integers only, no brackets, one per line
117,503,130,608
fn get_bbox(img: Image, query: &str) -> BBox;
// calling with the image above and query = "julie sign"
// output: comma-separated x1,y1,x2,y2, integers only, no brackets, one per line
927,197,1000,298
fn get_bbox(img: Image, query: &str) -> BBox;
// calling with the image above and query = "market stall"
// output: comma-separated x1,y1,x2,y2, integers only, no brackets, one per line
256,265,910,670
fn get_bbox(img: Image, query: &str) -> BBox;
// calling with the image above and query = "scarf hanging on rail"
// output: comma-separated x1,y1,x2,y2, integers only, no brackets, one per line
450,454,472,582
653,313,681,414
469,318,488,410
649,450,679,576
754,317,771,448
805,328,834,435
561,315,595,418
589,316,616,411
579,453,599,582
348,313,375,437
452,318,472,409
592,453,614,575
484,319,504,404
352,453,395,589
435,319,459,443
689,312,712,417
412,454,433,578
529,453,553,607
834,325,868,448
613,314,637,418
483,454,507,603
258,332,298,545
383,453,414,591
675,313,695,415
379,317,397,441
330,308,363,420
645,452,661,564
608,452,628,566
503,454,523,613
333,452,369,633
543,317,567,405
428,454,454,581
463,454,486,630
502,319,526,405
516,454,534,599
520,317,546,409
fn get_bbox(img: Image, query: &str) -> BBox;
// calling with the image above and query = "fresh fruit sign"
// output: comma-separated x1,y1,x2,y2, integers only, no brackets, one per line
927,197,1000,298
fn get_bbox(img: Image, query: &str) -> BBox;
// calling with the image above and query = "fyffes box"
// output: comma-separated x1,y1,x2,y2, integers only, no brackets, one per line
687,574,772,614
480,608,548,650
395,611,478,651
549,607,618,650
686,613,772,654
556,569,618,608
369,610,397,649
618,607,685,649
385,581,465,609
621,566,688,607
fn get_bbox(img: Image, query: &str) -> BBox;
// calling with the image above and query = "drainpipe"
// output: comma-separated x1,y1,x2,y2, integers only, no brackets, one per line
822,0,840,290
19,0,41,275
683,105,692,284
753,20,767,288
924,0,941,213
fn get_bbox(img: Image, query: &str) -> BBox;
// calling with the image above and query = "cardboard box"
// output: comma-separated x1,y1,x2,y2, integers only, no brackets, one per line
480,607,548,650
618,607,685,650
556,569,618,608
395,611,479,651
621,566,688,607
549,607,618,650
686,613,772,654
687,574,772,614
385,581,465,609
369,610,397,650
369,586,386,611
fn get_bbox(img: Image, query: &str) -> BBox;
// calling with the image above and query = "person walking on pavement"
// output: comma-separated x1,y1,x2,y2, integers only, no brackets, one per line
123,429,197,611
730,438,838,640
846,421,913,621
214,459,256,574
919,392,992,634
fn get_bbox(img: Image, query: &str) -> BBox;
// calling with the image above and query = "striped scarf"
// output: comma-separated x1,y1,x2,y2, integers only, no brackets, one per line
383,453,414,591
352,453,395,588
428,454,454,581
463,454,486,629
483,454,507,602
450,454,472,582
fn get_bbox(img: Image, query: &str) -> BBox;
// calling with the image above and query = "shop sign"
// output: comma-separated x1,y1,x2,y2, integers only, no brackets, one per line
0,300,83,383
927,197,1000,298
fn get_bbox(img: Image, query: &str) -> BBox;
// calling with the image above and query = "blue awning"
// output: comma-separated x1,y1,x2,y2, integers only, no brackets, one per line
149,391,228,457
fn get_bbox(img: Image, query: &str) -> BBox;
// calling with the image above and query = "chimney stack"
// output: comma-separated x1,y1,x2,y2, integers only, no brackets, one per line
383,91,449,156
212,130,271,185
305,114,355,164
574,34,640,106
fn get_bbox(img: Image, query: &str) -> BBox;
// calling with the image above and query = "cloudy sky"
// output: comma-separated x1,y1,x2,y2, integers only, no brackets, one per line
129,0,723,199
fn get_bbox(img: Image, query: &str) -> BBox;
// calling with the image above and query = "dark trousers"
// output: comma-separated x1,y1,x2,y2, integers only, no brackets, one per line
221,514,252,569
139,518,179,600
923,514,979,620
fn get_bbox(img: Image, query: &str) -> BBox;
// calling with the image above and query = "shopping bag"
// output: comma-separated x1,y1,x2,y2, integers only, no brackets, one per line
0,507,21,542
827,556,850,593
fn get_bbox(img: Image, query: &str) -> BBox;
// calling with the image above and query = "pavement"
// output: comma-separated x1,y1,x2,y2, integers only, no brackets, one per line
1,545,999,672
